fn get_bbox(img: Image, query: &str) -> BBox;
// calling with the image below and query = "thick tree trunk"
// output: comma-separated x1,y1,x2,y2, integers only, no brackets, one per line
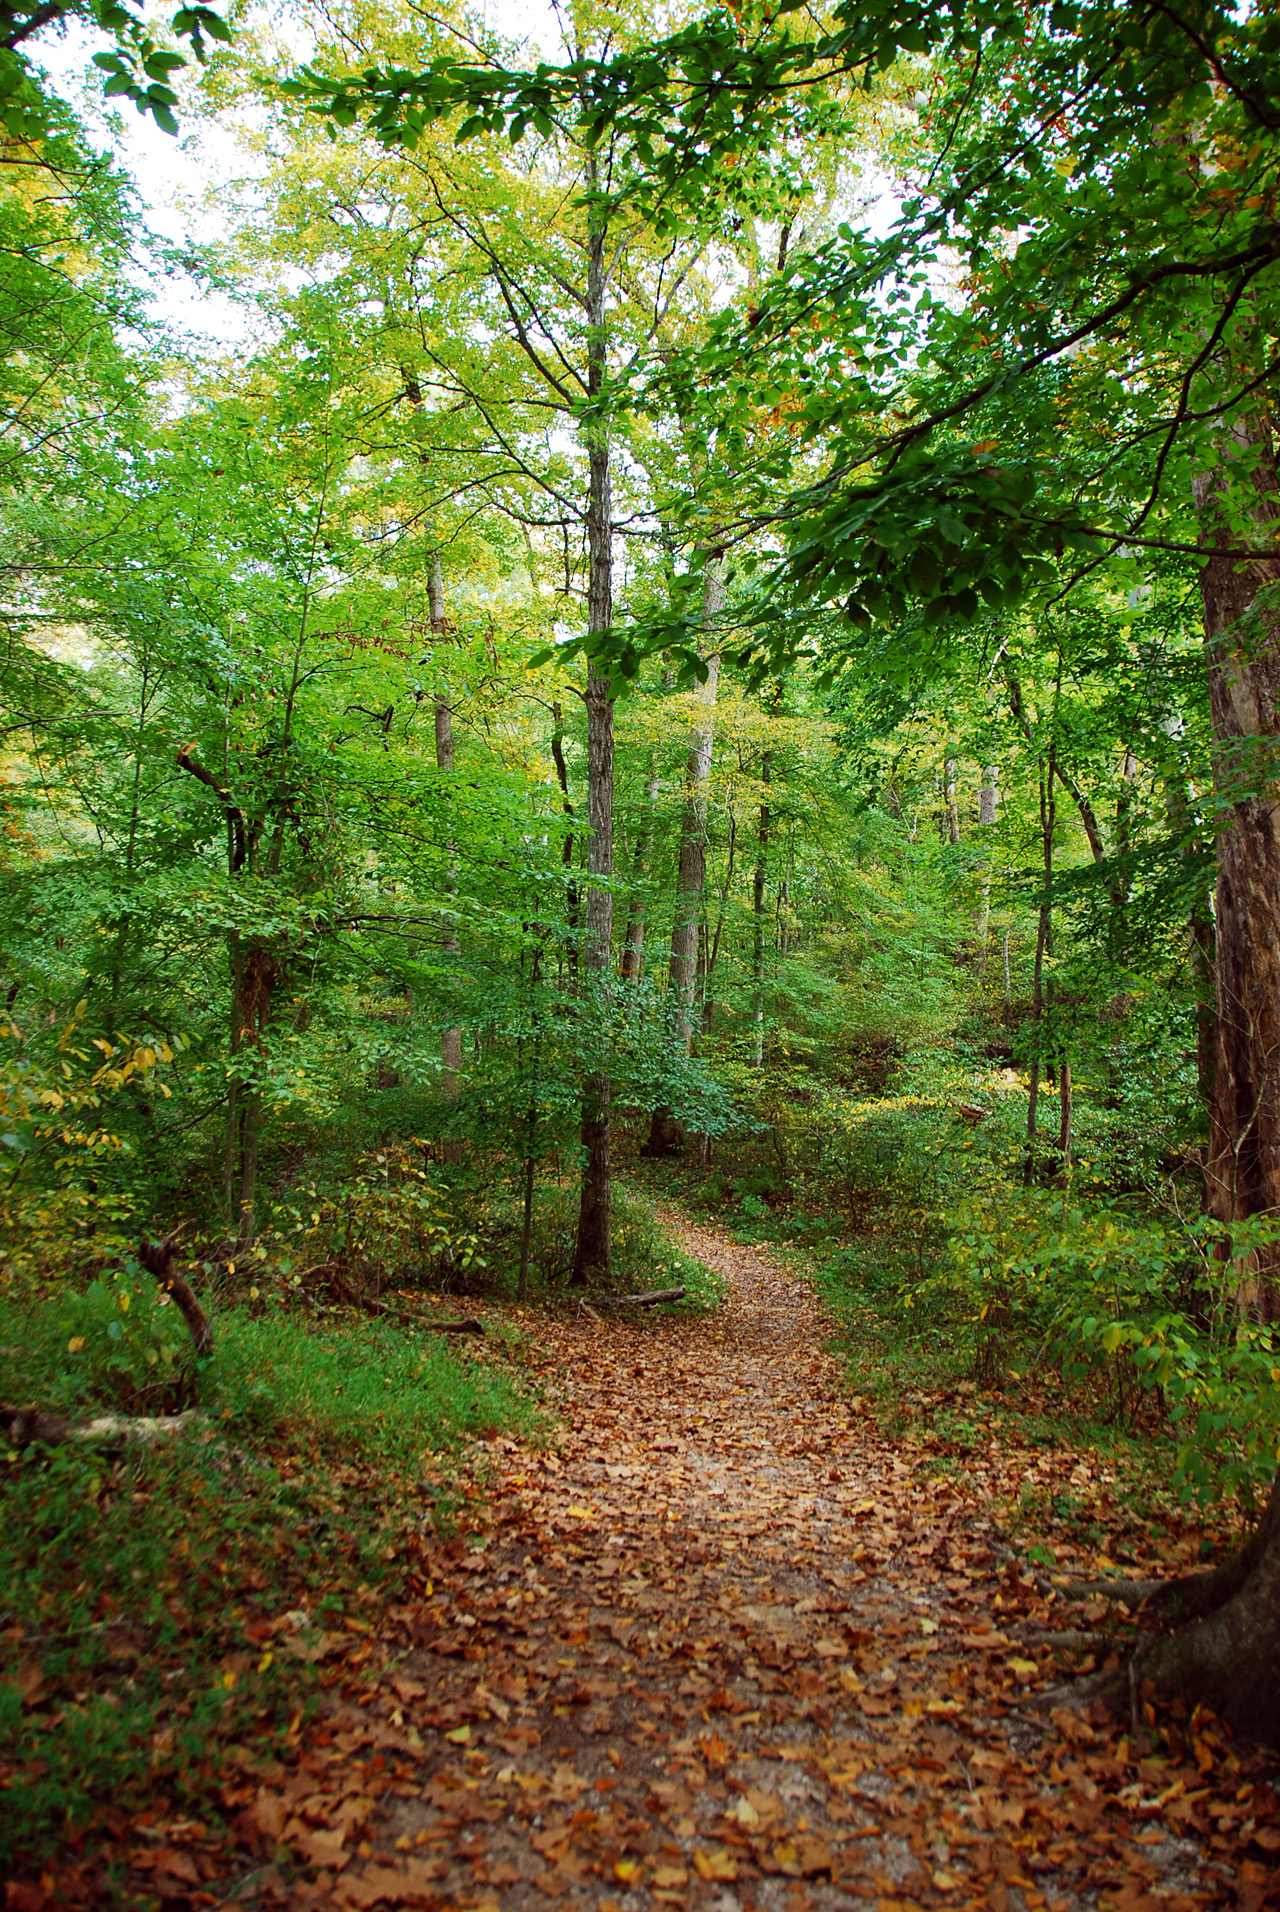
1144,1470,1280,1744
646,560,725,1155
430,552,463,1164
571,207,615,1288
1090,401,1280,1745
1195,406,1280,1317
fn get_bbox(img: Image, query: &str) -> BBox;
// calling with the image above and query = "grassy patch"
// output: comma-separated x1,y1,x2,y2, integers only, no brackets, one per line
0,1291,537,1876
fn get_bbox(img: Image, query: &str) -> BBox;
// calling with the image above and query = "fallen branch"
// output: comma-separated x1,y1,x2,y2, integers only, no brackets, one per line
1,1404,206,1448
600,1286,687,1308
1040,1574,1167,1603
421,1316,485,1335
1016,1628,1109,1649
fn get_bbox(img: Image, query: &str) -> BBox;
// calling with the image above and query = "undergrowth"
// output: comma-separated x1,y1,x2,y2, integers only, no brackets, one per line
0,1294,539,1874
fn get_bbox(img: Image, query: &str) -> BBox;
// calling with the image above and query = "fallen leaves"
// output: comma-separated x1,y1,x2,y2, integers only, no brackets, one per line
10,1203,1275,1910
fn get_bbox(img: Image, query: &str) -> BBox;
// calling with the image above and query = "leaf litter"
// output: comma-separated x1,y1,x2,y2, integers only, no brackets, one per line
17,1208,1278,1912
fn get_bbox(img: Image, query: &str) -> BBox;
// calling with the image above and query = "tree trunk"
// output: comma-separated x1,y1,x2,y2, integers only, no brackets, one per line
1057,1051,1072,1171
1143,1468,1280,1745
1025,753,1054,1180
571,207,615,1289
645,560,725,1155
944,752,961,845
1195,404,1280,1317
431,551,463,1164
752,749,772,1066
225,937,275,1249
620,757,659,980
1098,399,1280,1744
550,700,580,981
974,763,998,969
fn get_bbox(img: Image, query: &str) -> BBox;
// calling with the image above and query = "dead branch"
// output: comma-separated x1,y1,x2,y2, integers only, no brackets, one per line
1016,1628,1109,1648
1,1403,206,1447
600,1286,687,1307
138,1238,214,1356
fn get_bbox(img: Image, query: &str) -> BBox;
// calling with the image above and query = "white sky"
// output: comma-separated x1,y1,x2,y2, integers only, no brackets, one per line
31,1,561,344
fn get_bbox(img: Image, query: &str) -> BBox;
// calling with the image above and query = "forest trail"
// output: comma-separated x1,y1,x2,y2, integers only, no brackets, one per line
232,1211,1265,1912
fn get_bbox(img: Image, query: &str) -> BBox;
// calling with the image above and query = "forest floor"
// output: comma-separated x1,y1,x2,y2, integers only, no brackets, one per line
34,1207,1277,1912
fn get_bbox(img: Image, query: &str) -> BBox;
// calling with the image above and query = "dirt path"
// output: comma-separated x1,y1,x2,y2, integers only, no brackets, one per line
231,1212,1270,1912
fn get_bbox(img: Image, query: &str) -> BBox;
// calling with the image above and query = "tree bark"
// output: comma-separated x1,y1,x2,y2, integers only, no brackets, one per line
1194,405,1280,1316
1143,1470,1280,1744
571,205,615,1289
1089,397,1280,1746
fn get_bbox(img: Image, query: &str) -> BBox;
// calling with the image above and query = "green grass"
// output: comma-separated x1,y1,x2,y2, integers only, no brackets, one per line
207,1306,540,1457
0,1288,539,1877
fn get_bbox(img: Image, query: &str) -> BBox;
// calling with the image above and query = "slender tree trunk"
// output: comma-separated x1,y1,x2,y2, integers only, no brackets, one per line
550,702,580,981
1025,752,1055,1180
225,938,275,1249
430,552,464,1163
571,208,615,1289
752,750,772,1066
1194,405,1280,1315
944,752,961,845
1058,1052,1072,1171
1003,924,1013,1008
974,763,998,969
518,1147,536,1302
646,560,725,1155
518,944,541,1304
620,758,659,980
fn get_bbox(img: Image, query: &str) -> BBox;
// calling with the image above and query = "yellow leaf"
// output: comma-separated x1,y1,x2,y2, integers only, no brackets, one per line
67,1336,86,1353
118,1292,130,1312
445,1724,472,1744
567,1504,592,1517
693,1850,737,1882
614,1860,642,1883
1007,1657,1039,1680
